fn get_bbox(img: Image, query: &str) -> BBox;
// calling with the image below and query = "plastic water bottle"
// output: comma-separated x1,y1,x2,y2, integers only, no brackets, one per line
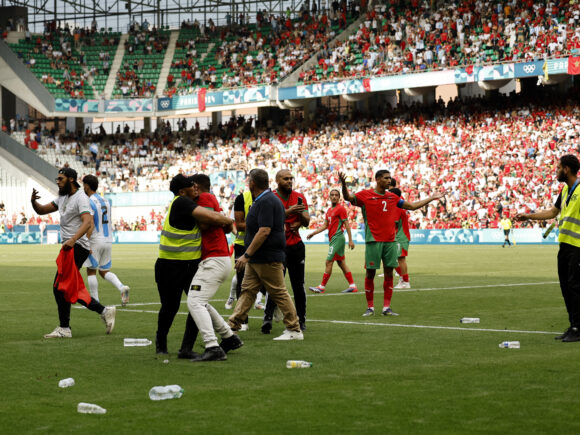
148,385,184,401
58,378,75,388
286,360,313,369
460,317,480,324
77,403,107,414
499,341,520,349
124,338,153,347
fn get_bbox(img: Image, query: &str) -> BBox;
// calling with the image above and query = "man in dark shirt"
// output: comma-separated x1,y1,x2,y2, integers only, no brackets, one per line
228,168,303,340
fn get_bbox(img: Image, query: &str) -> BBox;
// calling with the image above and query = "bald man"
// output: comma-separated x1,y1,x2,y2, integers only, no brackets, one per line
262,170,310,333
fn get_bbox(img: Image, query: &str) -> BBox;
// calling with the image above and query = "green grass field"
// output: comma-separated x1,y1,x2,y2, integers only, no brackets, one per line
1,244,579,434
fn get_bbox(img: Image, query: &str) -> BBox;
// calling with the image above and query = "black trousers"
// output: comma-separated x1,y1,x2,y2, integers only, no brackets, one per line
155,258,200,350
557,242,580,328
264,241,306,324
52,244,105,328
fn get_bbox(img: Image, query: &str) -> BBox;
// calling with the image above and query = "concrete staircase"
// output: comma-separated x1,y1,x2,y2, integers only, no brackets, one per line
104,33,129,99
155,30,180,97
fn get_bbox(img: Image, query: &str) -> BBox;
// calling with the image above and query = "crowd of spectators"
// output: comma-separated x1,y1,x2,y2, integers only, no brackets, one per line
301,0,580,83
13,88,580,231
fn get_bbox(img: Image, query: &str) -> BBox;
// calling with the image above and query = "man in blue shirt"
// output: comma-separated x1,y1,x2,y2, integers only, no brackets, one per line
228,169,303,341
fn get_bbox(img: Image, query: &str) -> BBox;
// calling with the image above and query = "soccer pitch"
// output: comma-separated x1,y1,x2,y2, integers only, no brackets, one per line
1,244,579,434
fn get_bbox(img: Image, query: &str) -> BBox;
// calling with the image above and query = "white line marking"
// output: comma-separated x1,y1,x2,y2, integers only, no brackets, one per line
107,308,560,335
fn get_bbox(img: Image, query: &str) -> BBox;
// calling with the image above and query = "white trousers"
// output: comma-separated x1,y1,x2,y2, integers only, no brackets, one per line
187,256,232,348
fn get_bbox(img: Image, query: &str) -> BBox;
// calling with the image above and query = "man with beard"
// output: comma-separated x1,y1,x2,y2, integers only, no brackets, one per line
31,168,116,338
262,169,310,333
516,154,580,342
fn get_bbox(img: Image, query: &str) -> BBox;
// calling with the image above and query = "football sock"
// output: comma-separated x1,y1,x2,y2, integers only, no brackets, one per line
345,272,354,285
364,278,374,308
395,267,402,276
87,275,99,301
403,274,409,282
383,276,394,308
104,272,124,292
255,292,263,305
229,275,238,299
321,273,331,287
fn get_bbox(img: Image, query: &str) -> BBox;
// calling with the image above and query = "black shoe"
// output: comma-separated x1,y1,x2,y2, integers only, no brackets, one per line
261,321,272,334
191,346,227,361
220,334,244,353
561,327,580,343
300,322,306,331
178,349,200,359
555,327,572,340
156,335,168,355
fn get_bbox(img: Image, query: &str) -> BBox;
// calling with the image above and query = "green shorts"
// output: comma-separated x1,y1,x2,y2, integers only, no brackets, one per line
327,234,346,261
365,241,400,269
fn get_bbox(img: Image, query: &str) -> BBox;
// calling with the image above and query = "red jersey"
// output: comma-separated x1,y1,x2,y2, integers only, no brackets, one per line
326,204,348,241
353,189,404,242
394,208,411,243
197,192,230,259
274,189,308,246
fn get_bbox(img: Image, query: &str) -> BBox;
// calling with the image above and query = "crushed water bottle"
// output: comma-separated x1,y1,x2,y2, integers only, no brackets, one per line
149,385,184,401
124,338,152,347
58,378,75,388
460,317,480,324
499,341,520,349
77,403,107,414
286,360,313,368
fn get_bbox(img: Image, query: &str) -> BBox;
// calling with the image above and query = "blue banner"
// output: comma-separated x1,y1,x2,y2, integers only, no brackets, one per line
55,99,99,113
158,87,269,111
104,99,153,113
514,61,545,77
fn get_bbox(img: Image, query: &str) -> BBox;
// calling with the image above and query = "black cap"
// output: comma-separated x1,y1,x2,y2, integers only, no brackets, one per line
169,174,194,195
58,167,80,188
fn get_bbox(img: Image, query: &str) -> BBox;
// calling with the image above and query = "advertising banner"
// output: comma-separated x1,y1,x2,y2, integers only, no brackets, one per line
55,99,99,113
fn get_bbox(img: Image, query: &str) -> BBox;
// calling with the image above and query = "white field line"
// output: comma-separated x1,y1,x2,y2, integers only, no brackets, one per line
113,280,560,308
97,308,559,335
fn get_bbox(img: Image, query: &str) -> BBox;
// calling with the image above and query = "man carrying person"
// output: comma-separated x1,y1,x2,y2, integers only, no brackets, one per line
339,169,444,317
262,169,310,333
31,168,116,338
81,175,130,305
307,189,357,293
228,169,303,340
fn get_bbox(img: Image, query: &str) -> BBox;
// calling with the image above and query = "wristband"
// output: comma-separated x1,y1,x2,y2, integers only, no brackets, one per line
244,253,251,259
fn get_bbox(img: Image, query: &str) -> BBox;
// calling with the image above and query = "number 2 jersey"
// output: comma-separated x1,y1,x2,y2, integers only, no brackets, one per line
353,189,404,243
88,193,112,243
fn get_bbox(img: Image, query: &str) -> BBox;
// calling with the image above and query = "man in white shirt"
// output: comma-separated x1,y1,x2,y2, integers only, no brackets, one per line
82,175,130,305
31,168,116,338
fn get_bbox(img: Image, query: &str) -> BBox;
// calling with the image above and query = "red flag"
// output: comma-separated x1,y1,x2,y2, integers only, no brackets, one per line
198,88,207,112
568,56,580,75
55,248,91,304
465,65,474,75
362,78,371,93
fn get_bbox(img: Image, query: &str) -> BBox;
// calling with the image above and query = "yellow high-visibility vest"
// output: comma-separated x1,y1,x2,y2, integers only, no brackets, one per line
159,196,202,260
234,191,253,247
558,183,580,248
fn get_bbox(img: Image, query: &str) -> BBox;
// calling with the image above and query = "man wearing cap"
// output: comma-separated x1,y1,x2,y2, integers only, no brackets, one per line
154,174,237,357
31,168,117,338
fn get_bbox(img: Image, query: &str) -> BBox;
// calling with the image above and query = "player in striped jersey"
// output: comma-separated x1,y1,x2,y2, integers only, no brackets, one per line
82,175,130,305
307,189,357,293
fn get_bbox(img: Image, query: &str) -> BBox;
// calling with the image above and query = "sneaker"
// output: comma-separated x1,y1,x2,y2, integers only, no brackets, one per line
220,334,244,353
101,306,116,334
273,306,283,322
382,307,399,316
309,285,325,294
341,286,358,293
240,323,249,331
44,326,72,338
178,349,200,359
191,346,227,362
562,327,580,343
555,327,572,340
120,285,130,306
362,308,375,317
261,321,272,334
254,302,265,310
273,329,304,341
225,297,235,310
395,281,411,289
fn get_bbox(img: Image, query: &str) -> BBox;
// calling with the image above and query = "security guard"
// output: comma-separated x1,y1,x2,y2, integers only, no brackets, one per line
154,174,234,356
516,154,580,342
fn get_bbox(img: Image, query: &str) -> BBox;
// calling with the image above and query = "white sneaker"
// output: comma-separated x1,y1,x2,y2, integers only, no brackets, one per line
225,297,235,310
44,326,72,338
273,329,304,341
240,323,249,331
395,281,411,289
120,286,130,306
254,302,265,310
273,306,283,322
101,306,116,334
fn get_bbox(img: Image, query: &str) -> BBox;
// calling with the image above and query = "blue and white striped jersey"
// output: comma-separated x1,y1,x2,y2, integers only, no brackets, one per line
89,193,112,243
